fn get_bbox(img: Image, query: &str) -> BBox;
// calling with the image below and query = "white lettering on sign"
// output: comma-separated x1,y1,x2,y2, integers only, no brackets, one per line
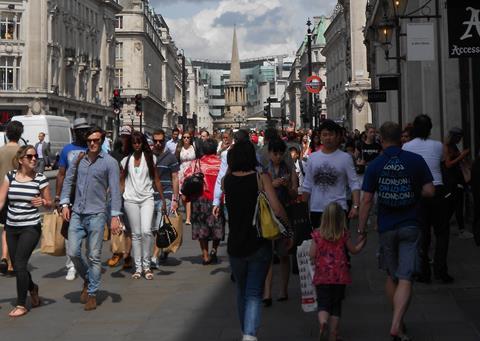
460,7,480,40
451,45,480,56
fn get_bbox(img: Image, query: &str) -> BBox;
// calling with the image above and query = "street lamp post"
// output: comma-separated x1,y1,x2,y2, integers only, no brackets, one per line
179,49,188,128
306,18,313,129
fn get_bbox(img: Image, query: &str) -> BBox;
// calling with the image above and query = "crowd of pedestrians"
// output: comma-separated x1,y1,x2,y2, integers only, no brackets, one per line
0,115,478,341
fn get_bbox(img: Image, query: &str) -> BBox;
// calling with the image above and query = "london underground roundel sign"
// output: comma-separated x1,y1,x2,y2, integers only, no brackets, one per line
305,75,324,94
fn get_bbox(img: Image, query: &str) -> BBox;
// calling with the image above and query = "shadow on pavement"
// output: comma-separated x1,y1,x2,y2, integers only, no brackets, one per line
64,290,122,306
43,267,66,279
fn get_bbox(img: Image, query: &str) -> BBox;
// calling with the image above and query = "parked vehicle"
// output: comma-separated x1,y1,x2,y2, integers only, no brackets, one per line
11,115,72,162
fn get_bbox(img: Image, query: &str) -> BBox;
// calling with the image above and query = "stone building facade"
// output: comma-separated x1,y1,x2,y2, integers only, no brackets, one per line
0,0,122,129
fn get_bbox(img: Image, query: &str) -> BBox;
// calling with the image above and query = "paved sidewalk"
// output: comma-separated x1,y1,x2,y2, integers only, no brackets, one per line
0,223,479,341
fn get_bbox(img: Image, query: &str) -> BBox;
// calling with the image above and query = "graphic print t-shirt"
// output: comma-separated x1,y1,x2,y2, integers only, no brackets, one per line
58,143,88,170
302,149,360,212
362,146,433,232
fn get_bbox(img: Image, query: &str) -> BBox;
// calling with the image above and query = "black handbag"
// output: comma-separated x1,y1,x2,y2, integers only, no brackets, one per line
156,215,178,248
181,159,204,201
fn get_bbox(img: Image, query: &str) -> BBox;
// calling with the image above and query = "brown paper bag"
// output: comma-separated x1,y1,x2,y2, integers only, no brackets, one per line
41,212,66,256
103,224,110,241
164,212,183,254
111,232,126,254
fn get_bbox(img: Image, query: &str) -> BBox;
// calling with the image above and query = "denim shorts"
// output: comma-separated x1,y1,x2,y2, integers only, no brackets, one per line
378,225,420,281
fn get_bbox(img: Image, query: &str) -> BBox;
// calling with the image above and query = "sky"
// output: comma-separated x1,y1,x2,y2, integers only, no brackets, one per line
150,0,337,60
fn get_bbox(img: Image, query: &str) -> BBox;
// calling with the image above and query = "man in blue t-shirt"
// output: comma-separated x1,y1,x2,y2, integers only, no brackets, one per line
55,118,90,281
358,122,434,341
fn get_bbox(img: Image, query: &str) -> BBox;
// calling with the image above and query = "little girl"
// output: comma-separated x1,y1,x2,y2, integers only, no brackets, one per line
309,202,366,341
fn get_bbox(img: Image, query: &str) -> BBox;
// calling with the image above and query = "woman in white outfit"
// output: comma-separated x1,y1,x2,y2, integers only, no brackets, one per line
121,131,165,280
176,132,196,225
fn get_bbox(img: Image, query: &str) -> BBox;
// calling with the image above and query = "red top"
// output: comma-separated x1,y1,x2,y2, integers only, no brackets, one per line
183,154,221,202
311,230,352,285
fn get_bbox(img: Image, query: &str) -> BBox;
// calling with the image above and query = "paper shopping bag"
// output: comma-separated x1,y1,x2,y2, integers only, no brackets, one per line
297,239,317,313
41,211,66,256
111,232,126,254
164,212,183,254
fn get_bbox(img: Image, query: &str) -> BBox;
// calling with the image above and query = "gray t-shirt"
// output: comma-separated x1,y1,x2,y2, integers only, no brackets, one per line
155,151,180,200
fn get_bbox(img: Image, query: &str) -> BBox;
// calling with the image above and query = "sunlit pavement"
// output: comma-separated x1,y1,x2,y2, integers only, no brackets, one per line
1,221,480,341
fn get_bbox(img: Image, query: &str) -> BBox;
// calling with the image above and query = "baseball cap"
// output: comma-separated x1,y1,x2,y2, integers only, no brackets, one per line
120,126,132,136
73,118,91,130
449,127,463,136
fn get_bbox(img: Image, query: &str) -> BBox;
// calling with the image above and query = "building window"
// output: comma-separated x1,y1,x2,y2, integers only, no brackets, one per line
115,42,123,60
115,16,123,29
0,57,20,90
114,68,123,88
1,13,20,40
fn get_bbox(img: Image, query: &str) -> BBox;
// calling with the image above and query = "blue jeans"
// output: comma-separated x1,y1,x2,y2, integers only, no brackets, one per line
67,212,107,295
229,245,272,337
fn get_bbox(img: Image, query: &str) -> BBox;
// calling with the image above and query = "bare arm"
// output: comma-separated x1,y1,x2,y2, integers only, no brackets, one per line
171,171,179,211
261,173,289,224
55,167,66,199
309,238,316,260
444,144,468,168
153,168,166,204
421,182,435,198
0,179,9,211
346,236,366,254
358,191,374,232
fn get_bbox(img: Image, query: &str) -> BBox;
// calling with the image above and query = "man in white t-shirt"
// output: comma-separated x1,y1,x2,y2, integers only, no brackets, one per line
302,120,361,229
403,114,453,284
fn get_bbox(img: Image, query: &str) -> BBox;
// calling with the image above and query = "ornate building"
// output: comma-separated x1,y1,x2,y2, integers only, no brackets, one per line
0,0,122,129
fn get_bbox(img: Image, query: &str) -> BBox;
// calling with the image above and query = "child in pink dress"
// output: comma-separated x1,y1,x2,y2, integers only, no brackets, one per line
309,202,366,341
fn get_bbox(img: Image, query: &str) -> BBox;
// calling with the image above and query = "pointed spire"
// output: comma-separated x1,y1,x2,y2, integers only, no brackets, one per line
229,26,241,82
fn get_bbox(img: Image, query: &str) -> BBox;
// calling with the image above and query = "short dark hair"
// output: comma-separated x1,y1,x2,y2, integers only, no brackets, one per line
172,128,180,134
319,119,341,135
234,129,250,143
264,128,278,142
268,137,286,153
379,122,402,144
153,129,165,136
201,130,210,136
412,114,432,139
85,126,106,144
6,121,23,142
227,141,257,172
201,138,218,155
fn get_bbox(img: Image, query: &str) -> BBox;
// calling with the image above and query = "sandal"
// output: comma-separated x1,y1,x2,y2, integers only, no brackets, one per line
144,270,154,280
9,306,28,318
30,284,41,308
132,272,142,280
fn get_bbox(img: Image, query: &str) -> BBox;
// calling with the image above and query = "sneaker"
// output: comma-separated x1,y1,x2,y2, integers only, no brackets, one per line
65,268,76,281
458,230,474,239
150,257,158,270
242,335,258,341
107,253,122,267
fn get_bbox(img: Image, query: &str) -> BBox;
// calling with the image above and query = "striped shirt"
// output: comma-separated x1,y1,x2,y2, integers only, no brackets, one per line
5,170,48,227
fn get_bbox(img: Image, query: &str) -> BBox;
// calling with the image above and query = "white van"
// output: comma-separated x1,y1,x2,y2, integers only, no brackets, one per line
11,115,72,161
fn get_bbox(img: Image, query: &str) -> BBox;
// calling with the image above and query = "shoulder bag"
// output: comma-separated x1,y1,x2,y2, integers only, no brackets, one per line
181,158,204,201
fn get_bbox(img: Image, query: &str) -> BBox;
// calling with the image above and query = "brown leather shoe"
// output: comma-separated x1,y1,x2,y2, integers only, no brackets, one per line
107,253,122,267
80,282,88,304
84,295,97,311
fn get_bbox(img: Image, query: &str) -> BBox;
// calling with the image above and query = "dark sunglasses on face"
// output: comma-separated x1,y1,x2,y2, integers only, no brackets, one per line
154,139,165,144
87,138,101,144
24,154,38,160
183,136,191,140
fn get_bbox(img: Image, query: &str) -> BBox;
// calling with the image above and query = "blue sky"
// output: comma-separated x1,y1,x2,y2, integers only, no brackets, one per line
150,0,337,60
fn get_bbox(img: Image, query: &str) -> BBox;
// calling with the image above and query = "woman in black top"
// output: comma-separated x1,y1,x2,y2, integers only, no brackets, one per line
223,141,289,341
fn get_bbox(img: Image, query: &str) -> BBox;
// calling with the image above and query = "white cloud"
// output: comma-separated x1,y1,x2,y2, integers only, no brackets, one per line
153,0,337,60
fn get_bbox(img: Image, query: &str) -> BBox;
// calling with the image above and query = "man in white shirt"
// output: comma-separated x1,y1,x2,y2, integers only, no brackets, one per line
165,128,180,155
302,120,361,229
403,114,453,284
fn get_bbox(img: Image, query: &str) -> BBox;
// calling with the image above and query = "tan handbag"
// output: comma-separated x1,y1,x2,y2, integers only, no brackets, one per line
164,212,183,254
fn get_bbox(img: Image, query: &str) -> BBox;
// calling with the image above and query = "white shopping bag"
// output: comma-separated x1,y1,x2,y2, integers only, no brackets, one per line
297,239,317,312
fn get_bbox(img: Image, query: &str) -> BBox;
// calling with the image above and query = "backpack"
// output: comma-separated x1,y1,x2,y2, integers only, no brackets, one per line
377,150,416,209
252,173,288,240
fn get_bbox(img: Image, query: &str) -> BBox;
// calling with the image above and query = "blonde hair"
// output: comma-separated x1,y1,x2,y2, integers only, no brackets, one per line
14,145,36,170
319,202,347,242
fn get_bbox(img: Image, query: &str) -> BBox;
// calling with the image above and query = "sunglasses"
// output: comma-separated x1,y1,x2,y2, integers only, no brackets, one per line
87,138,101,144
183,136,191,140
24,154,38,160
154,139,165,144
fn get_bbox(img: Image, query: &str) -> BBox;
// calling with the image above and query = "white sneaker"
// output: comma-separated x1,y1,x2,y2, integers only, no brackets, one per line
458,230,474,239
65,268,76,281
242,336,257,341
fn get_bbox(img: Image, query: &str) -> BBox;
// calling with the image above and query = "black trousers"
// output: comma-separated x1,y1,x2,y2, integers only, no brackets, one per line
419,186,452,278
6,224,41,306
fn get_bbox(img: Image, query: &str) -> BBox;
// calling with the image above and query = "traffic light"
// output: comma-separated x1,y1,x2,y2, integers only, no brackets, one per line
112,88,122,114
263,104,271,120
300,98,308,123
134,94,143,113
